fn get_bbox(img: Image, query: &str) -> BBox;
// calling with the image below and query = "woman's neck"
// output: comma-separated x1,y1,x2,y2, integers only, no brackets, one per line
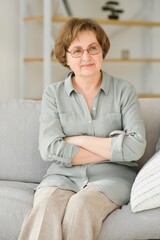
72,71,102,94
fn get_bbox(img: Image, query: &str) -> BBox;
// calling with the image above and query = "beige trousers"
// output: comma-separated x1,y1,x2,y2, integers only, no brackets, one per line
18,184,118,240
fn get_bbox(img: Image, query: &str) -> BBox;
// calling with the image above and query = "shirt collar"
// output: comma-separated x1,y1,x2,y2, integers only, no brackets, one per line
65,70,111,96
65,72,75,96
100,71,111,95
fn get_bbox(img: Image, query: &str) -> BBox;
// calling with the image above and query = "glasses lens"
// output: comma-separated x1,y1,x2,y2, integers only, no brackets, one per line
68,44,101,58
88,44,100,55
71,49,83,58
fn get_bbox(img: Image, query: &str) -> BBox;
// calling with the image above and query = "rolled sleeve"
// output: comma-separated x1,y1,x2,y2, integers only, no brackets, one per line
110,85,146,163
39,85,79,167
111,130,146,162
46,140,79,167
110,133,124,162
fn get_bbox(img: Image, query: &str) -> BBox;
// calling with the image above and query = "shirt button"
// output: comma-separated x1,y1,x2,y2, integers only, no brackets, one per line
88,120,91,123
48,154,52,158
93,107,96,111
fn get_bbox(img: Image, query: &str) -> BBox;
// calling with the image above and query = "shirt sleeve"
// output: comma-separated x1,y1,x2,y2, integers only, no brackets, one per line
39,85,79,167
110,84,146,163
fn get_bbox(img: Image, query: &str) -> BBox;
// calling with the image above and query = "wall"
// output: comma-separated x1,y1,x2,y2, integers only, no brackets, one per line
0,0,160,99
0,0,20,100
144,0,160,94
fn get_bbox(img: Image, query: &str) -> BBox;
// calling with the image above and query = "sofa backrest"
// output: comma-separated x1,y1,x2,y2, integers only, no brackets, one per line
138,98,160,168
0,98,160,183
0,100,51,183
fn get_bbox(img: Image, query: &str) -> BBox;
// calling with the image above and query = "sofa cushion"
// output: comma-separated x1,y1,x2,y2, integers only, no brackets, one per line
0,181,37,240
97,203,160,240
130,150,160,213
0,98,160,183
0,100,51,183
156,136,160,152
138,98,160,168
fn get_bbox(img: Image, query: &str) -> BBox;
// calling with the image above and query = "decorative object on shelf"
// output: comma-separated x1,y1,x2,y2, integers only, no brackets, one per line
102,1,124,19
53,0,72,17
62,0,72,16
121,49,130,59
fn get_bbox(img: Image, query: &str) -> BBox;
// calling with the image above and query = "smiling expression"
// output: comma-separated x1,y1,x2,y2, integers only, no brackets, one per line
66,31,103,78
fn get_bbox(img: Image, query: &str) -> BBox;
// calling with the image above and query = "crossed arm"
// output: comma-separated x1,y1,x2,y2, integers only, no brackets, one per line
65,136,112,165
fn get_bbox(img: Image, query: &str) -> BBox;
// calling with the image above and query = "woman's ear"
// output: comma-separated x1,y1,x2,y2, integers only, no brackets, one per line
66,61,70,68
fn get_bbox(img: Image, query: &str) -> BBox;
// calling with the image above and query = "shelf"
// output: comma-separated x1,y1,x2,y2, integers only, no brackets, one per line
20,0,160,99
24,58,43,62
138,94,160,98
23,15,160,27
23,58,160,63
22,16,43,22
25,95,160,100
52,16,160,27
104,58,160,63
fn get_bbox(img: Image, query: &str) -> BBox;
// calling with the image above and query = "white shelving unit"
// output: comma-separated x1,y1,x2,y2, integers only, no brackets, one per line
20,0,160,99
20,0,54,98
43,0,52,90
19,0,28,98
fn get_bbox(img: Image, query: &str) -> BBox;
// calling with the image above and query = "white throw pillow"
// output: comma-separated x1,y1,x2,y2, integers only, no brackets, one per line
130,150,160,213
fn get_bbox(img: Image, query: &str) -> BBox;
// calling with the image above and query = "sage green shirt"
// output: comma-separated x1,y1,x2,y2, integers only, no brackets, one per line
38,71,146,205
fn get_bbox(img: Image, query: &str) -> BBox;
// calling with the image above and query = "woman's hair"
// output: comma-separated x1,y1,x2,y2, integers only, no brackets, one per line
54,17,110,68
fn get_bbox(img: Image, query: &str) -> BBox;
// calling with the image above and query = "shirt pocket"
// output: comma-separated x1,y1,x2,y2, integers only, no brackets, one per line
59,112,78,136
94,112,122,137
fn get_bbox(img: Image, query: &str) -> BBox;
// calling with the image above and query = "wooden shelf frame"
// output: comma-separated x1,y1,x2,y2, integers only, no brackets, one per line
23,58,160,63
23,15,160,27
20,0,160,99
104,58,160,63
23,15,160,64
138,94,160,98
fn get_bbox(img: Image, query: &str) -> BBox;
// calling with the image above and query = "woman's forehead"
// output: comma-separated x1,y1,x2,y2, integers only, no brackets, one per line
69,31,98,47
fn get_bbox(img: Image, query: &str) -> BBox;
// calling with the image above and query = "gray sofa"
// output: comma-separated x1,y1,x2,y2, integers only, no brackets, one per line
0,99,160,240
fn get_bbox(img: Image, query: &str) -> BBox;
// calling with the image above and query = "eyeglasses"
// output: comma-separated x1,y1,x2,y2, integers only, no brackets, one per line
67,43,101,58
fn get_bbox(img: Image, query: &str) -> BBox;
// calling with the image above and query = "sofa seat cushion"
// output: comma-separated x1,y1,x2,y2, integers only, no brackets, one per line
0,181,37,240
97,203,160,240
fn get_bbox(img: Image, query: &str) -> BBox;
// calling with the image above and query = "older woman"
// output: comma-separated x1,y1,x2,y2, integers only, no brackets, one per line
18,17,146,240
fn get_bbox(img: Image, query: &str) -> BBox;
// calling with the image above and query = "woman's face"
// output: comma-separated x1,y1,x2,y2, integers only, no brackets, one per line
66,30,103,78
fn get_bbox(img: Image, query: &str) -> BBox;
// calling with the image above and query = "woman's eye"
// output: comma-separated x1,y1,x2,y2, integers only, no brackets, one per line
73,49,82,54
90,46,97,52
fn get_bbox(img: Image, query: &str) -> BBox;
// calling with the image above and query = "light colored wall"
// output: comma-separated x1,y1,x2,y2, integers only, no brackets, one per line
0,0,20,100
0,0,160,100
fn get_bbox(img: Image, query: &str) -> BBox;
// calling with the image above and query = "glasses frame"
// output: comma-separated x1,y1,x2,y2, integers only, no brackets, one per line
67,44,101,58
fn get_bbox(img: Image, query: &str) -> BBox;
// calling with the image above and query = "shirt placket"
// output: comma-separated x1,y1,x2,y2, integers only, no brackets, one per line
77,94,95,136
91,93,99,120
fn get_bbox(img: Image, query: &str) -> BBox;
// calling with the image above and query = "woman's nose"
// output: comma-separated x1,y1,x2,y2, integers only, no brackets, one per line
81,49,91,59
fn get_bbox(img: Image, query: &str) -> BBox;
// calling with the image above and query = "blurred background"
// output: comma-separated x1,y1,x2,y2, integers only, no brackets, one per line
0,0,160,100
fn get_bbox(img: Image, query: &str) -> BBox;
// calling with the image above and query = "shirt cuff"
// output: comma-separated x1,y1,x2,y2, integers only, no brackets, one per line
110,132,125,162
48,144,79,167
